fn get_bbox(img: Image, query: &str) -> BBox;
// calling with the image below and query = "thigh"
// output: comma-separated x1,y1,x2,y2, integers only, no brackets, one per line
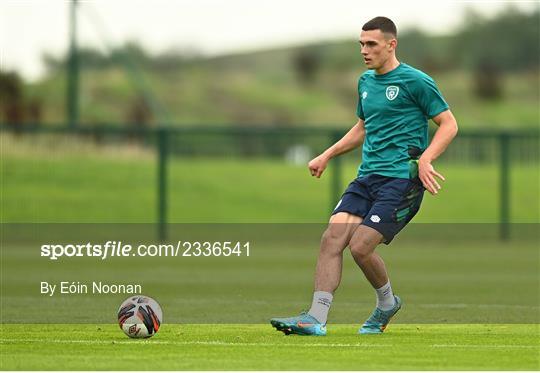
322,212,363,249
329,211,362,224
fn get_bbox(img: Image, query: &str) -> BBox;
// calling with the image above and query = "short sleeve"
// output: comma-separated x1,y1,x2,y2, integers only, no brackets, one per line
356,78,365,119
412,74,449,118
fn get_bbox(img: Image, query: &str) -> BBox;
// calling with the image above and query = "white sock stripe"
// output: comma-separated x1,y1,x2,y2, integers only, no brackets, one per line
317,298,332,307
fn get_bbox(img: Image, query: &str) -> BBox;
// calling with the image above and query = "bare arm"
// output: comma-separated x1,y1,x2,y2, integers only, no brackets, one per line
308,119,365,178
418,109,458,195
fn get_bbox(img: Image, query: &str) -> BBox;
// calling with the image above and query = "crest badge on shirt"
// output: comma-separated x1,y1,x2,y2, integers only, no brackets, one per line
385,86,399,101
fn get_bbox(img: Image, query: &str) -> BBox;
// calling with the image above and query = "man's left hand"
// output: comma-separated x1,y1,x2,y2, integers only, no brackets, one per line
418,158,445,195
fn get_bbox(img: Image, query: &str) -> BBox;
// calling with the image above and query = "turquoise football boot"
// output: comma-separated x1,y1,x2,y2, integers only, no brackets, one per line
359,295,402,334
270,312,327,336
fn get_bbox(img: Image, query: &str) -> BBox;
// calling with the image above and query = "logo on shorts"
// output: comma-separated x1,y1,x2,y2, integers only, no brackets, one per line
362,91,368,99
385,86,399,101
334,199,343,210
370,215,381,223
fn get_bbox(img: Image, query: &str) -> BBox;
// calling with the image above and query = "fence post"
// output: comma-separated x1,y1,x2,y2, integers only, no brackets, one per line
499,133,510,241
67,0,79,129
157,128,168,241
330,130,342,212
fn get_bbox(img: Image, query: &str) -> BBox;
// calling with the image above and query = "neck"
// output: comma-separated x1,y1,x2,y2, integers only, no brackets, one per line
375,56,400,75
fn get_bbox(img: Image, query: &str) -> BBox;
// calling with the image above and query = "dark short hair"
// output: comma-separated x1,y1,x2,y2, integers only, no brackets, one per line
362,17,397,38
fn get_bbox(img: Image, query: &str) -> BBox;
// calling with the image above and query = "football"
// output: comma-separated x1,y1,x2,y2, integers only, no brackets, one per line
117,295,163,338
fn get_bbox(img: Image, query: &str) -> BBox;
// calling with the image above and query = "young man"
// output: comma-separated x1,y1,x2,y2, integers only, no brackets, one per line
271,17,458,336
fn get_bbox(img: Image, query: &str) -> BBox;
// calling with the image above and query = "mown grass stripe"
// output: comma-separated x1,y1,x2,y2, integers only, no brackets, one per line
1,338,537,349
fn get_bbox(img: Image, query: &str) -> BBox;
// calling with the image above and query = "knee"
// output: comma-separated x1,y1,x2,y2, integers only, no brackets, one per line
349,237,375,262
320,225,348,254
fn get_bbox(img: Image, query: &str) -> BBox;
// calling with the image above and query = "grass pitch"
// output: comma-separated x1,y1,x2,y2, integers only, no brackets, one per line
1,135,539,370
1,324,538,370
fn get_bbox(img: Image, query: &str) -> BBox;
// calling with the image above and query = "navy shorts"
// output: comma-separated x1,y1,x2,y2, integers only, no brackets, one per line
332,174,425,244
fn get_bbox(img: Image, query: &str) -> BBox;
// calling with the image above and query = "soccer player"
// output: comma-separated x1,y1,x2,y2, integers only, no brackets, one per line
271,17,458,336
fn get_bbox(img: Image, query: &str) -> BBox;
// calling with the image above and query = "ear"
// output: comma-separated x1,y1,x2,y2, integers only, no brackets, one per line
388,38,397,51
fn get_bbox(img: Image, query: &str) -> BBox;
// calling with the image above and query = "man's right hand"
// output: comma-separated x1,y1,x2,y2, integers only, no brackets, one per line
308,154,330,178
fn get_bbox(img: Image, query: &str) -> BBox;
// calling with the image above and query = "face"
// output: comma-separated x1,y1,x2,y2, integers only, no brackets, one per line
359,29,396,70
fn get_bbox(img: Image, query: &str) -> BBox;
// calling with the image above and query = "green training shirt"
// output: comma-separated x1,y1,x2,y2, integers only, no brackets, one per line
356,62,449,179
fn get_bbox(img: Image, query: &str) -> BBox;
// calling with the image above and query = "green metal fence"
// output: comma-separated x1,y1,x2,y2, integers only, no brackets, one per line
2,124,538,241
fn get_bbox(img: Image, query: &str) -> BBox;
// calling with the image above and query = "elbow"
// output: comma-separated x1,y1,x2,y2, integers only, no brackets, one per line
448,111,459,137
436,110,458,138
452,119,459,138
443,117,458,139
